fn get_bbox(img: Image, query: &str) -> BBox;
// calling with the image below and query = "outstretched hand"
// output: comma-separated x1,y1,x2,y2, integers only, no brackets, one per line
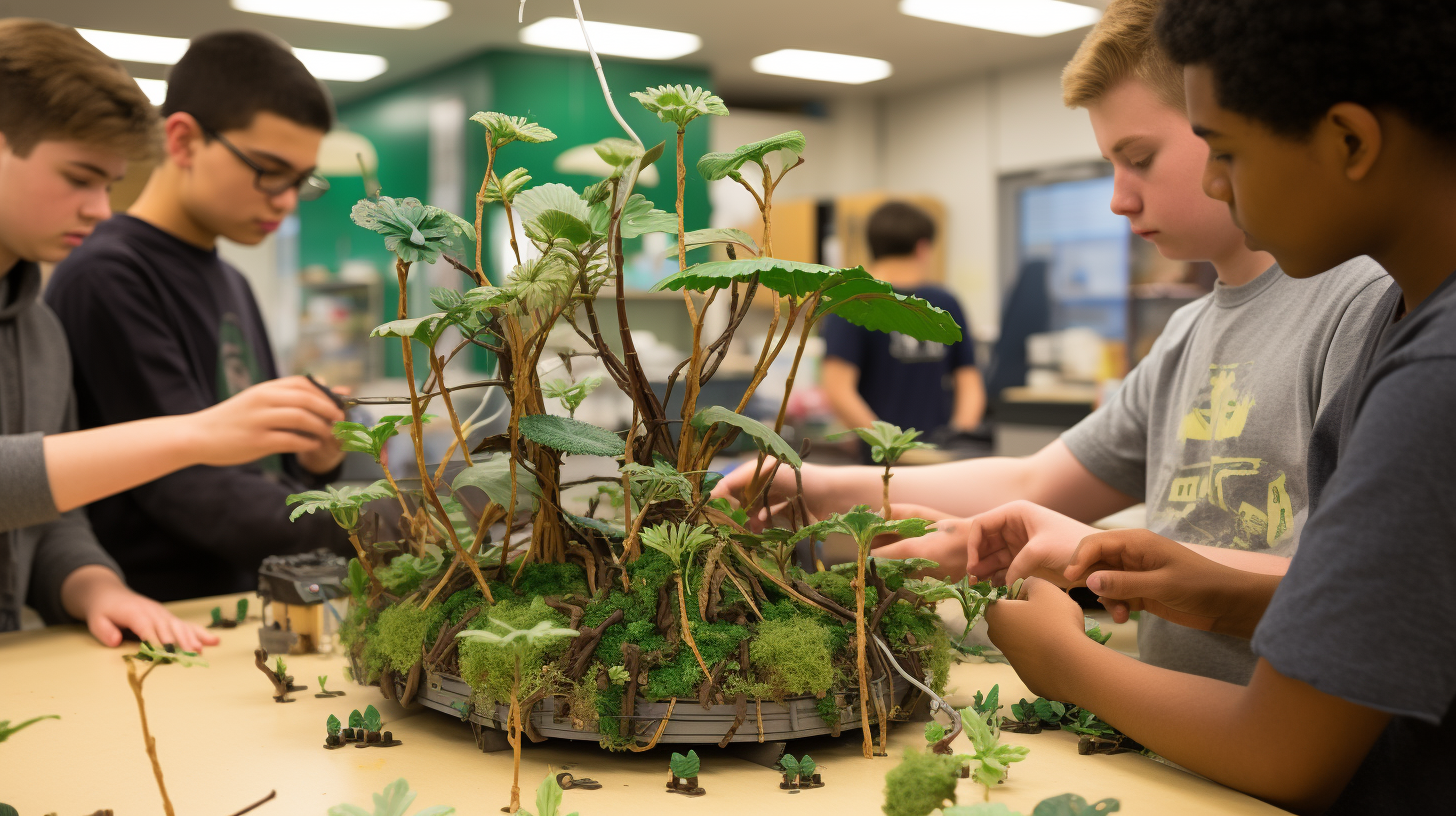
1064,529,1282,638
188,376,346,469
61,565,218,653
966,500,1101,586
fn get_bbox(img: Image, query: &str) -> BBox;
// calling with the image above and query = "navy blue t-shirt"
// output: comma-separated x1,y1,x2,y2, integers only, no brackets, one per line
820,284,975,438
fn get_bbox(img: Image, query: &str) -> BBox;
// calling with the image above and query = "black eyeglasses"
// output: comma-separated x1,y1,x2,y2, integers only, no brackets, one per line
203,127,330,201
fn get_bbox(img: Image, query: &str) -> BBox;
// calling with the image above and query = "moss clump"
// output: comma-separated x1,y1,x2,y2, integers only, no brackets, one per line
509,561,590,598
457,596,572,704
749,615,834,699
882,748,963,816
924,626,952,695
815,693,840,728
374,601,445,674
641,619,750,700
804,569,879,611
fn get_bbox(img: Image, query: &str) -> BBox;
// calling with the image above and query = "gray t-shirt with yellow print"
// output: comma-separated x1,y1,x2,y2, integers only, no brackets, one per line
1061,257,1392,685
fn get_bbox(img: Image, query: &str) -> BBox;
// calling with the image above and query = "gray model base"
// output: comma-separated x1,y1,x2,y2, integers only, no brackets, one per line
401,670,912,749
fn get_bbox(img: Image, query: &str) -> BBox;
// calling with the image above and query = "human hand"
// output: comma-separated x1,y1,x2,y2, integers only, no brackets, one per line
60,565,218,652
185,376,346,468
709,458,839,530
984,577,1091,701
1064,529,1280,637
870,503,967,577
962,500,1100,586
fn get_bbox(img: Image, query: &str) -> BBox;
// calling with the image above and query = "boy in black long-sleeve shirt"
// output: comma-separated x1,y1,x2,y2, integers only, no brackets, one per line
47,31,349,601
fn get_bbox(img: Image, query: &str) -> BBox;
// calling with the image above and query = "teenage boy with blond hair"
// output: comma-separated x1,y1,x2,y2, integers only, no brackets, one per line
714,0,1393,685
989,1,1456,811
0,19,346,650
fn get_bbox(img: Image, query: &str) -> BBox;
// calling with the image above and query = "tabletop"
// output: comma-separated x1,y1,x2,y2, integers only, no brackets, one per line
0,594,1289,816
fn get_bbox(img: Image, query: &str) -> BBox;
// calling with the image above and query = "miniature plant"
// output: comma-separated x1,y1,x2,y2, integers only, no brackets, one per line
328,778,454,816
638,521,716,679
333,415,429,516
667,749,704,795
516,773,578,816
606,665,630,685
320,675,330,693
349,709,364,730
778,753,818,788
1083,617,1112,645
456,618,579,813
123,643,208,816
237,597,249,622
0,714,58,743
542,375,602,418
326,714,342,746
972,685,1002,719
797,506,933,758
961,701,1030,802
881,748,964,816
836,421,932,515
210,606,223,625
287,481,397,595
942,794,1121,816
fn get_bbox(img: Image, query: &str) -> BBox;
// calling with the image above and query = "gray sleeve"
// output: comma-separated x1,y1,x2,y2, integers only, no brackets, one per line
1316,274,1395,415
1059,335,1169,502
25,508,122,625
0,431,60,532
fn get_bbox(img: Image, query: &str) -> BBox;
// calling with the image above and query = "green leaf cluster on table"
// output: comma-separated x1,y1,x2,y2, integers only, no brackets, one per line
689,405,802,467
327,777,455,816
669,749,701,779
778,753,817,781
516,773,578,816
132,641,208,668
942,794,1121,816
349,196,475,265
287,481,396,531
326,713,341,736
0,714,59,743
961,692,1030,793
517,413,626,458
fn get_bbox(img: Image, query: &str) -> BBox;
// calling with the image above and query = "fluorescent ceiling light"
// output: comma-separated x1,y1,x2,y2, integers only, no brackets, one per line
77,28,387,82
134,78,168,106
899,0,1101,37
231,0,452,30
519,17,701,60
750,49,892,85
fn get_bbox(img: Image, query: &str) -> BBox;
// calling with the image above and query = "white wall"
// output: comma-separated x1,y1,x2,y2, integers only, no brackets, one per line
712,56,1104,341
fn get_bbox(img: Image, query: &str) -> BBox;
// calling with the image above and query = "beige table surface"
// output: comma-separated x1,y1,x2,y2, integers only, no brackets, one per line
0,594,1289,816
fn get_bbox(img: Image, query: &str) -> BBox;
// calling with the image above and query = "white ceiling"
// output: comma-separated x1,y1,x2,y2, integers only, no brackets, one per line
11,0,1104,105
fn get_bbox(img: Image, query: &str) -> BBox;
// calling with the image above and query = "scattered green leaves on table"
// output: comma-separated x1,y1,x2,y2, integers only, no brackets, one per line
327,777,454,816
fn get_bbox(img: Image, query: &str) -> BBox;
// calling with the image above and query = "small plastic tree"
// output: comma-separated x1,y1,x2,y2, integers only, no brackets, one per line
326,714,342,746
456,618,579,813
638,521,716,679
363,704,383,735
287,481,398,596
516,773,579,816
837,421,932,516
669,749,703,792
961,702,1030,802
236,597,249,622
798,506,933,758
123,643,208,816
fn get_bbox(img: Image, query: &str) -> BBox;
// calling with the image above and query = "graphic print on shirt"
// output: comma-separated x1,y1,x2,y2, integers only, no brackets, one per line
1154,362,1295,550
216,312,262,399
888,331,947,364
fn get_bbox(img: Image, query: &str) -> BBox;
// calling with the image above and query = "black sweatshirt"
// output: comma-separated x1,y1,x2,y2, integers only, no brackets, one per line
45,215,348,601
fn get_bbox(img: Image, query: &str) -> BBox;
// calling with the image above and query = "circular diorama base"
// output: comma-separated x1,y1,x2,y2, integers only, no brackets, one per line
376,667,916,749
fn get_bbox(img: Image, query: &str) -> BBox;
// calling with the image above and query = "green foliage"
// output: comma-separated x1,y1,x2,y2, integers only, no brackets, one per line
350,196,475,265
0,714,58,743
697,130,805,181
669,750,700,779
334,415,429,462
481,167,531,204
607,665,630,685
452,455,541,513
654,257,856,299
623,458,694,506
799,505,933,554
132,642,208,668
1030,794,1121,816
924,721,946,744
236,597,248,622
326,714,341,736
286,481,395,531
748,615,834,699
798,754,816,779
813,276,963,345
961,704,1030,794
514,183,593,245
1084,617,1112,645
881,748,963,816
639,521,715,574
1064,708,1118,738
274,656,288,677
516,773,578,816
563,511,626,541
343,559,369,602
375,545,447,596
1034,698,1066,725
779,754,800,778
363,705,382,733
836,421,932,466
973,685,1002,718
676,227,759,256
505,254,573,311
815,694,840,728
327,777,455,816
632,84,728,128
509,561,592,599
349,709,364,729
457,605,577,703
374,602,444,674
371,313,453,346
586,191,676,239
542,376,602,418
593,137,644,172
690,405,802,468
518,413,626,458
210,606,222,625
471,111,556,149
319,675,330,693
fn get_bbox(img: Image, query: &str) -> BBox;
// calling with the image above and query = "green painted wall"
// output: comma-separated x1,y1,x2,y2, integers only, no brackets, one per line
297,50,714,377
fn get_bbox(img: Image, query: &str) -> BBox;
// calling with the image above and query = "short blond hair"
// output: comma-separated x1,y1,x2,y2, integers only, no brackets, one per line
1061,0,1185,112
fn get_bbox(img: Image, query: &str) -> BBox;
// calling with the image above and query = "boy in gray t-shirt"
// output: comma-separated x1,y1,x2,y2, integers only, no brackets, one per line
713,0,1393,686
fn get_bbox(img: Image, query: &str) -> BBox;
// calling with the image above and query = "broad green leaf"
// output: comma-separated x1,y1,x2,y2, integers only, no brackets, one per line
779,754,801,776
623,458,694,505
831,420,932,465
517,413,626,458
631,84,728,128
542,376,602,418
563,511,626,540
588,192,674,239
0,714,59,743
653,258,869,299
471,111,556,148
482,167,531,204
350,196,475,265
451,456,541,513
697,131,805,181
593,137,644,170
514,183,590,226
814,277,963,344
505,255,572,312
132,642,209,668
669,750,701,779
607,665,631,684
526,210,593,245
534,773,566,816
371,313,450,345
799,754,816,778
676,227,759,256
689,405,801,468
287,480,396,530
1030,793,1121,816
326,714,341,734
797,505,933,550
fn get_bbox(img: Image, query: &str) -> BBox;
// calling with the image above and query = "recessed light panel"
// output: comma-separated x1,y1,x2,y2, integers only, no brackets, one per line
77,28,387,82
750,49,893,85
899,0,1101,37
231,0,452,30
519,17,702,61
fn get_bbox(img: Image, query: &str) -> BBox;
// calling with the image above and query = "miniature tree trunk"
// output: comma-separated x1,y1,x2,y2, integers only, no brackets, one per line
508,653,523,813
881,467,893,519
347,531,386,596
854,541,873,759
124,659,175,816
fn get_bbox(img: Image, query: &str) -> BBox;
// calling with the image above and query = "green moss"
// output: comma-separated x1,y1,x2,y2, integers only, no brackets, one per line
640,619,749,700
882,748,963,816
924,626,952,695
338,600,375,653
509,561,590,599
803,569,879,611
457,596,572,704
749,615,834,699
815,694,840,728
373,601,445,674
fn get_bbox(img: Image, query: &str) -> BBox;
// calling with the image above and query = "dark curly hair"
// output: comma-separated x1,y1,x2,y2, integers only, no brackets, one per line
1155,0,1456,141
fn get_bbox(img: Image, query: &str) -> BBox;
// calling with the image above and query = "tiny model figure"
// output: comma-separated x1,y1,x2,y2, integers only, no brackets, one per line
666,751,706,797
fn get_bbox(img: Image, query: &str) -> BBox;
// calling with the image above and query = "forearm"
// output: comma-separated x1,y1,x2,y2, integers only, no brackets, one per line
1059,642,1380,813
825,387,878,431
1185,543,1291,576
43,415,201,513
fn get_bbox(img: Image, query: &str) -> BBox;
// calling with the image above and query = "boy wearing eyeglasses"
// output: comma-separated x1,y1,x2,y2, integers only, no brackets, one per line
46,30,350,602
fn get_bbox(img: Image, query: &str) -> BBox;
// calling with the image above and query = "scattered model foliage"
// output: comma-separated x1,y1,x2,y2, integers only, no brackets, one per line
0,714,58,742
942,793,1121,816
328,778,454,816
515,772,579,816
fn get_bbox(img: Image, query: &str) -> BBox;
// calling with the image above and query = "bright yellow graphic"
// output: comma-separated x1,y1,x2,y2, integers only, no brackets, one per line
1156,362,1297,550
